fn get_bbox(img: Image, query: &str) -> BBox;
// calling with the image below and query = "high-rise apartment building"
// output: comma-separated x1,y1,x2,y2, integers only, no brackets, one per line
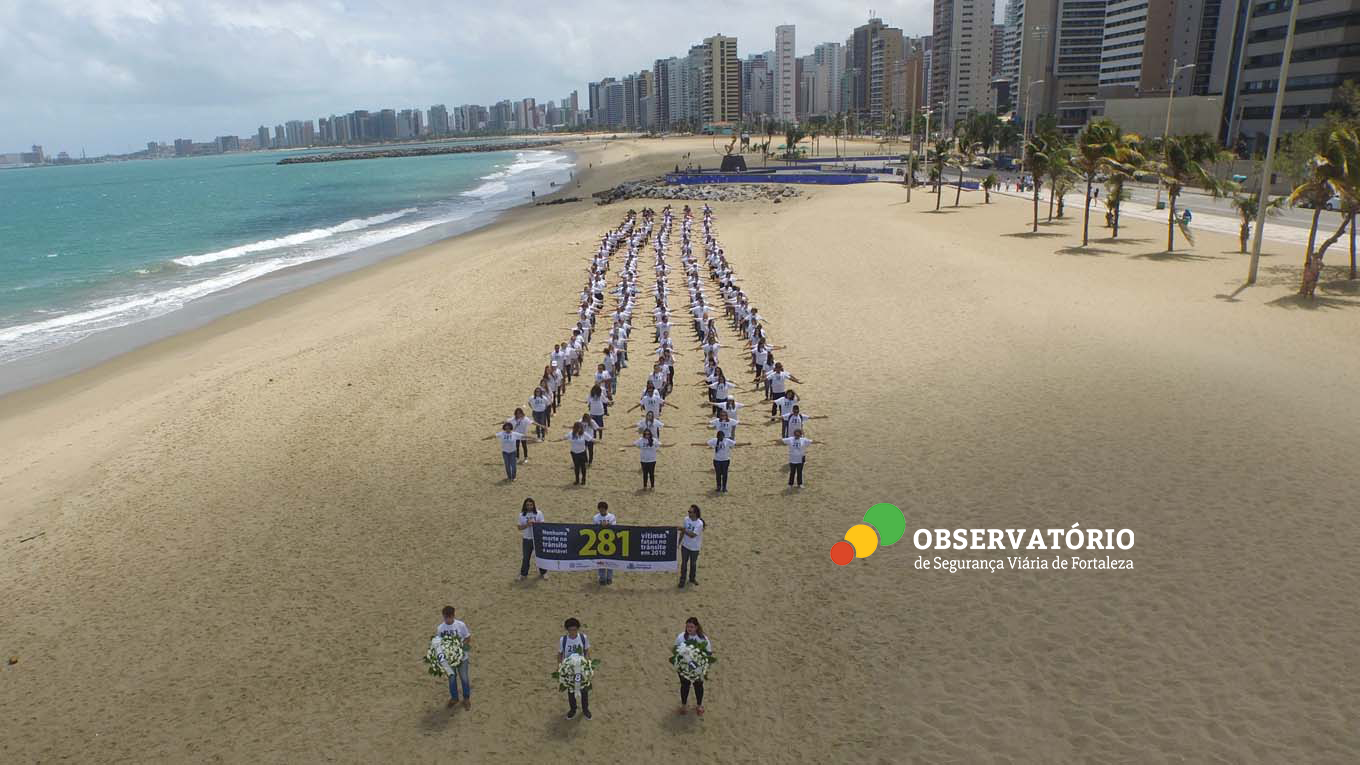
1232,0,1360,151
932,0,998,130
774,25,797,122
742,54,773,119
701,34,741,125
1098,0,1175,98
256,126,271,151
813,42,845,116
870,26,906,125
428,104,450,135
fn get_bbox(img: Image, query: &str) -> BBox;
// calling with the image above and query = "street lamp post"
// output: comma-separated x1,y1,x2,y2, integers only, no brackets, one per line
1248,0,1302,285
1023,79,1045,184
908,73,918,201
1155,60,1197,208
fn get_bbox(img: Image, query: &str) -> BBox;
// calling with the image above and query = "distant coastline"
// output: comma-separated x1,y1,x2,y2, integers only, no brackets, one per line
277,139,572,165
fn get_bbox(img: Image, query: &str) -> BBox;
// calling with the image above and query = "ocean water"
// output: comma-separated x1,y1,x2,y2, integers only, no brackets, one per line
0,144,573,370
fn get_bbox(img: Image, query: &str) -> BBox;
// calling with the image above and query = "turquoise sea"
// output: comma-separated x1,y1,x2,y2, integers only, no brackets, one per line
0,142,573,373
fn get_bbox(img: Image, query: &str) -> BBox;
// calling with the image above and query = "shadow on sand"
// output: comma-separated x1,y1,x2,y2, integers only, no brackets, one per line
1056,245,1118,256
1003,230,1064,239
1131,250,1222,262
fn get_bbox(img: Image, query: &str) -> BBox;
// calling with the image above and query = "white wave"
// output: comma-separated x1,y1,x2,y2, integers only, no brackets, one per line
173,207,417,267
462,180,509,198
0,210,469,365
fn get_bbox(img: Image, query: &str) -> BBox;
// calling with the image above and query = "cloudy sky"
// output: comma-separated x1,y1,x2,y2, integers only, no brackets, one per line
2,0,958,155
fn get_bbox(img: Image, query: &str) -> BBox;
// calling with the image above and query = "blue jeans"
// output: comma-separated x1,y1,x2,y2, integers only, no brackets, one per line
448,659,470,700
502,451,517,480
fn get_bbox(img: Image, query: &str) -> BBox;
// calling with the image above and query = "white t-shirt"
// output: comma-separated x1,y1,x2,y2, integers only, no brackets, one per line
636,418,664,438
436,619,471,642
559,633,590,657
639,392,665,415
566,433,594,453
634,438,660,462
706,437,735,462
782,436,812,463
710,381,737,400
588,395,608,417
592,511,617,526
681,517,704,550
778,397,800,418
675,632,712,651
529,395,550,414
709,417,739,438
509,416,532,436
519,509,544,539
766,370,792,393
787,413,807,433
496,431,526,453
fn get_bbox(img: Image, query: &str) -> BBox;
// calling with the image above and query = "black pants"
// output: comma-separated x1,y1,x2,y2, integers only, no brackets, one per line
641,460,656,488
517,439,530,460
789,459,805,486
713,459,729,491
586,440,595,464
572,451,588,484
680,546,699,583
780,417,789,439
680,677,705,705
568,688,590,714
532,410,548,438
521,537,545,577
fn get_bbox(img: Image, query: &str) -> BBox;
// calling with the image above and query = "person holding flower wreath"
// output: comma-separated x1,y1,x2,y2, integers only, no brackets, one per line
556,617,593,720
436,606,472,709
673,616,714,716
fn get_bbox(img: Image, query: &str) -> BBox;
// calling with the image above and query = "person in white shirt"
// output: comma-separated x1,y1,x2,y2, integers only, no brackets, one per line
586,385,610,441
506,407,535,464
762,363,801,412
483,422,529,481
528,388,552,439
781,404,827,439
558,617,593,720
635,411,664,440
764,429,823,488
517,498,547,580
674,617,711,716
560,422,595,485
678,505,704,587
592,501,617,585
690,431,750,493
621,429,673,489
707,409,739,441
436,605,473,709
629,383,677,417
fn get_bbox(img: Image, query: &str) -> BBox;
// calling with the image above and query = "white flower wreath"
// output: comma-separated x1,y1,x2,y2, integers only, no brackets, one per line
671,639,716,682
424,634,467,678
552,653,599,692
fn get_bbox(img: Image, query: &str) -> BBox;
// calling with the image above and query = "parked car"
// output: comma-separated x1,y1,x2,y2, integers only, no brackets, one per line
1298,195,1342,210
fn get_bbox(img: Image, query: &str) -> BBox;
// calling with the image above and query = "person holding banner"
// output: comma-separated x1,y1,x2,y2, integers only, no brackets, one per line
561,422,594,485
518,498,547,580
678,505,704,588
675,617,711,716
690,431,750,493
557,618,593,720
592,502,616,585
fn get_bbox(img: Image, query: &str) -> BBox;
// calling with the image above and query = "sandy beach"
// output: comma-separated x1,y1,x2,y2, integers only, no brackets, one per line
2,137,1358,763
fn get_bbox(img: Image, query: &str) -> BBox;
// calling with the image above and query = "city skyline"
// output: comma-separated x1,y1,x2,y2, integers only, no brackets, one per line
4,0,969,156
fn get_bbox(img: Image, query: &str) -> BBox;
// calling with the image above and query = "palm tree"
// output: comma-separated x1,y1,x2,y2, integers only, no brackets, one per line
933,137,951,210
952,136,982,207
1291,124,1360,297
1043,136,1072,222
1075,119,1122,246
1154,133,1231,252
1025,134,1055,233
982,173,998,203
1100,132,1143,239
1229,191,1284,253
997,121,1020,156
